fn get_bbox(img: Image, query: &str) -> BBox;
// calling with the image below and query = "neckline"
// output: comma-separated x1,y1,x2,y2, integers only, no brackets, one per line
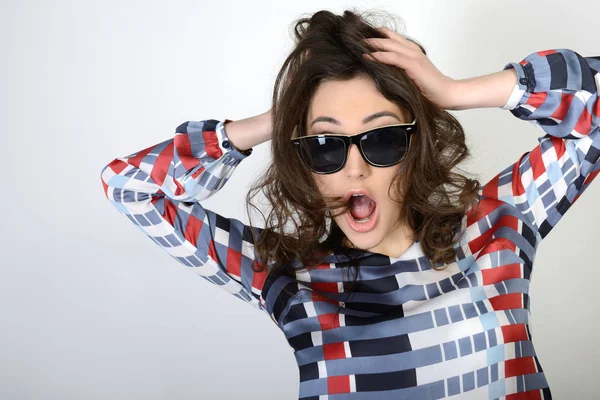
325,239,421,263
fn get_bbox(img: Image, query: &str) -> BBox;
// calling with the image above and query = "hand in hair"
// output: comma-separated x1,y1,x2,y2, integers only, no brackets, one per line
362,27,460,110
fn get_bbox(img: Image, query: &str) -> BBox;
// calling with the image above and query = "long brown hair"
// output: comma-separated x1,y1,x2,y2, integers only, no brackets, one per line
244,8,481,297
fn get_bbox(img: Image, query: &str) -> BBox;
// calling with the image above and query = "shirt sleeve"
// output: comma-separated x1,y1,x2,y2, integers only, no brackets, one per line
481,49,600,240
99,118,270,311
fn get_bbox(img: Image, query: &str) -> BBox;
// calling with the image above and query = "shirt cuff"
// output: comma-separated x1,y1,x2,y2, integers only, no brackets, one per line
216,118,254,160
500,63,528,110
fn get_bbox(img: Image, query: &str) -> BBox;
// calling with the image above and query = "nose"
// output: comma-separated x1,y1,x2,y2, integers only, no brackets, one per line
344,143,370,179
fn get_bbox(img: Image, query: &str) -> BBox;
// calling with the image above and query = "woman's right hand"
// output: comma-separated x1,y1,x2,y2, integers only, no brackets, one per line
224,47,308,149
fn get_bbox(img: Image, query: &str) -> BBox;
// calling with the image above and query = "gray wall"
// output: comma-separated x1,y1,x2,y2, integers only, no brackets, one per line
1,0,598,398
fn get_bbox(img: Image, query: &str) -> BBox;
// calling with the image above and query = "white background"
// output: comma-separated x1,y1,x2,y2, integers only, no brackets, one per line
1,0,598,399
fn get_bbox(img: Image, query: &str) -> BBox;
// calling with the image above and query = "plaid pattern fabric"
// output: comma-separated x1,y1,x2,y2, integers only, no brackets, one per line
100,48,599,399
100,119,269,308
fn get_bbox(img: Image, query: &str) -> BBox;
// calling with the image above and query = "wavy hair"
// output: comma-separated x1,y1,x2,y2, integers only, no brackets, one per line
244,8,482,305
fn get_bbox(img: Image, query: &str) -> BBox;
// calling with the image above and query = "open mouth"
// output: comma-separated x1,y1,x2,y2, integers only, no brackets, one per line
345,193,379,232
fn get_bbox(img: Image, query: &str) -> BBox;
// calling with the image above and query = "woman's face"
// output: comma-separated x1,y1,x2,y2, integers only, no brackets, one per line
306,74,415,258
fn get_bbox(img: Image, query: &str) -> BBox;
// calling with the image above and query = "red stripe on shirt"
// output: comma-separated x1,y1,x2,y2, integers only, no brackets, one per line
505,356,537,378
482,263,522,285
202,129,223,160
328,375,351,394
502,323,529,343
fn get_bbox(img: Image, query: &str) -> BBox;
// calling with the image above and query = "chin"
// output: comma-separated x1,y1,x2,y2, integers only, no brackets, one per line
353,235,381,248
341,223,382,250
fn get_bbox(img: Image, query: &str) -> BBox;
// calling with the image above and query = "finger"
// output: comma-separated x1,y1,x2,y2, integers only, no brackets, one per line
362,51,411,68
363,36,418,58
376,27,422,52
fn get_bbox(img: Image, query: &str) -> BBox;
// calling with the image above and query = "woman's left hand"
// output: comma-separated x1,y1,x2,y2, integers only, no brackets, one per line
362,27,460,110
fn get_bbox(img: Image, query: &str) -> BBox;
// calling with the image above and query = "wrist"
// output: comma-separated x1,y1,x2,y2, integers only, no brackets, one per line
223,112,272,152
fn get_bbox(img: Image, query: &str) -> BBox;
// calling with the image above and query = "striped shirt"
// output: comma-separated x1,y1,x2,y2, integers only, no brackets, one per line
100,48,599,399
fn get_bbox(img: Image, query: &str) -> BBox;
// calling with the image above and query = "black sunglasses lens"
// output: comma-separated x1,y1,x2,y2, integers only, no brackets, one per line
298,136,346,173
361,126,408,165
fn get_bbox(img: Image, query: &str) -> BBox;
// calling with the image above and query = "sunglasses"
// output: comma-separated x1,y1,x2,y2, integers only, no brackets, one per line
291,119,417,174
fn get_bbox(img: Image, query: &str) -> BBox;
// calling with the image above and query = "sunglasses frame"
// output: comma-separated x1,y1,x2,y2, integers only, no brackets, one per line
290,119,417,174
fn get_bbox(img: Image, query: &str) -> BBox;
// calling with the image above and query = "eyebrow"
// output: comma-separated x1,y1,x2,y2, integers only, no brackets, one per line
309,111,403,128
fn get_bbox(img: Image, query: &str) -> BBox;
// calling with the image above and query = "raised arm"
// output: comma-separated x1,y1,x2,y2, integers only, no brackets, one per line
476,49,600,239
100,114,273,310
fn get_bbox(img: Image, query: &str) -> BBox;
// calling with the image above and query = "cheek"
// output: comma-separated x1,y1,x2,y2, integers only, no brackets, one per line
382,169,404,199
313,174,344,212
313,174,335,195
313,174,323,189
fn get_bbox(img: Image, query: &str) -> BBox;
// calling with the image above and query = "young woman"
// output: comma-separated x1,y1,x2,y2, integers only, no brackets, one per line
100,9,599,400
